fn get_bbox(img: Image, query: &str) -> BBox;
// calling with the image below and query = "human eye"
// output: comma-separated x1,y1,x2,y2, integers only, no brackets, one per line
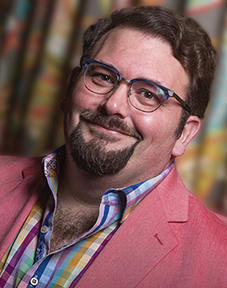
97,73,112,83
134,85,163,105
141,90,159,101
89,65,116,87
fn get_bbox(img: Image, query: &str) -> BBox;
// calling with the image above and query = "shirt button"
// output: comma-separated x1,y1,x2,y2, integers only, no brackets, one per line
41,226,48,233
30,277,39,286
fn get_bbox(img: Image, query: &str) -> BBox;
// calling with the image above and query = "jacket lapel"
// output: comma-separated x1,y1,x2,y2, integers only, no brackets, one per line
77,167,188,287
0,158,43,259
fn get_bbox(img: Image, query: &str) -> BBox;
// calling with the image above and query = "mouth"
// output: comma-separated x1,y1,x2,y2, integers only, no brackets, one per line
88,120,133,138
80,111,142,141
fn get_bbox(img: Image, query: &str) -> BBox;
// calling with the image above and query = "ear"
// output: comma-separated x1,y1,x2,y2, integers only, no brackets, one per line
59,67,81,112
172,115,201,157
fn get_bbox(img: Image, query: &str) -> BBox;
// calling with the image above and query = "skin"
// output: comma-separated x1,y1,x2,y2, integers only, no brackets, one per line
59,27,200,211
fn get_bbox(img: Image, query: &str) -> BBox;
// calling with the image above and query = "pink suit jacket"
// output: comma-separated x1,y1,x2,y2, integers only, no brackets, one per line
1,156,227,287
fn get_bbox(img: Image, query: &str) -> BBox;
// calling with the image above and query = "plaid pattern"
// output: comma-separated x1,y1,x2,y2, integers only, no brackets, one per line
0,147,174,287
0,203,43,287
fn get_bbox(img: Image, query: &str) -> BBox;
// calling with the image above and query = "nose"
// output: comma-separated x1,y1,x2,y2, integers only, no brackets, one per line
100,82,130,118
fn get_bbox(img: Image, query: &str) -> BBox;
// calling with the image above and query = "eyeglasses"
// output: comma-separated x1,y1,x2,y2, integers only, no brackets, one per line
81,58,191,114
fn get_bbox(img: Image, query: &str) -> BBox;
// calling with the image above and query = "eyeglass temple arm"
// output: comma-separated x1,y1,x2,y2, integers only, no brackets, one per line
173,93,191,114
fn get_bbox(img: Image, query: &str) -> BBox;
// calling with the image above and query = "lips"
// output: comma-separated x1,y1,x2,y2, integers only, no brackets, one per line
88,120,131,137
80,110,143,141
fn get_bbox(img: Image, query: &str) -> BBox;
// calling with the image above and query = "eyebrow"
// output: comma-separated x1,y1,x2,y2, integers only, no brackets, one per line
97,59,163,86
98,59,118,71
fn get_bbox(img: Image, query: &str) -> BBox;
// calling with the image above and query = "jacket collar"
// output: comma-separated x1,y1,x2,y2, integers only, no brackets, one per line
156,165,189,222
76,166,189,287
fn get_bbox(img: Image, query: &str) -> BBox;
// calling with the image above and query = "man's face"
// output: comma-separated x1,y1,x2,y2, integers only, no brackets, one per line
63,28,191,182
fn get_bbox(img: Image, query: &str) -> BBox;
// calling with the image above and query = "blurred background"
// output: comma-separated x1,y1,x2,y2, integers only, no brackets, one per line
0,0,227,214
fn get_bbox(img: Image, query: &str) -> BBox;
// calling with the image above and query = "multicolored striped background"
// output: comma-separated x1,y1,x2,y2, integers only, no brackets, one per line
0,0,227,213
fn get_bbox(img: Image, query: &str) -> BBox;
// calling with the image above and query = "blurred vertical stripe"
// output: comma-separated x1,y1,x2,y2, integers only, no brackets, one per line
0,0,227,213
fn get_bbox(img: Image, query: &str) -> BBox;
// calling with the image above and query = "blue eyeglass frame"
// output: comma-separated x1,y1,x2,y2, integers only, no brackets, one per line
81,58,191,114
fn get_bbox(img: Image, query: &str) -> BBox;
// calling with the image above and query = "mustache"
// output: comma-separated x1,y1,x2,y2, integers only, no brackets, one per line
80,110,143,141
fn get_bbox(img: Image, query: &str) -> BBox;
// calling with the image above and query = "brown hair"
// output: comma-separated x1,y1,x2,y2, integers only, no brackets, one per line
80,6,216,133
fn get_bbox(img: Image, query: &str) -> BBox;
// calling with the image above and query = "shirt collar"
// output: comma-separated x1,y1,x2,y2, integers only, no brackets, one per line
42,145,174,229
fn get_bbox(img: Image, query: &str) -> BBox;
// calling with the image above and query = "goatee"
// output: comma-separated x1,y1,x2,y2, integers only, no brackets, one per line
69,110,142,176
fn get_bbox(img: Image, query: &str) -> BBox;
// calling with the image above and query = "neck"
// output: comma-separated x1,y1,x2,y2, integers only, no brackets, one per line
58,149,172,208
58,153,139,209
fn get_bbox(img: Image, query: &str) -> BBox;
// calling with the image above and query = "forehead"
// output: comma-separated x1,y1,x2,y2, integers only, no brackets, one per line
91,28,189,96
92,27,172,63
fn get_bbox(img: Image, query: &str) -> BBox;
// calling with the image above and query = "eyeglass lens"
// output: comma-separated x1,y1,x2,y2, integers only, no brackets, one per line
84,63,166,112
84,63,118,94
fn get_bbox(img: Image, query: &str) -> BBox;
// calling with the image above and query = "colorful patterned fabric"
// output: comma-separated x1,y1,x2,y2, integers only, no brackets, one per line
176,0,227,213
185,0,224,15
1,0,226,234
0,147,174,287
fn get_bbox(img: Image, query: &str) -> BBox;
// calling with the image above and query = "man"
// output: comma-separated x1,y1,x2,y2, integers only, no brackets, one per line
0,5,227,288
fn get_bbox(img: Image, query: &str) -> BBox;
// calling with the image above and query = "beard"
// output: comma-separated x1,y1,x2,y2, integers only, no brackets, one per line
69,110,142,176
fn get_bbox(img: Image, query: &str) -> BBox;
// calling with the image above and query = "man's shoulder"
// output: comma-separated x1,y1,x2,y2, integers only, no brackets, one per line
155,165,227,236
0,155,41,169
187,192,227,233
0,155,43,184
0,155,44,260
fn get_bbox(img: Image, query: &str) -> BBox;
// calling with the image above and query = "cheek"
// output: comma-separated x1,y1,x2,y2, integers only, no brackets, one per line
135,113,178,149
64,84,102,135
135,116,161,142
70,82,87,109
70,81,102,112
63,93,83,136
